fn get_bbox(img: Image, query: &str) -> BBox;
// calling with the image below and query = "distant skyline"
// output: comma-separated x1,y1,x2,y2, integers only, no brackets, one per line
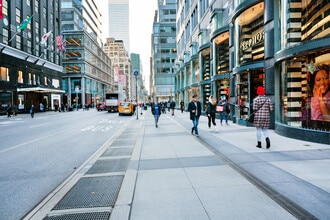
96,0,158,90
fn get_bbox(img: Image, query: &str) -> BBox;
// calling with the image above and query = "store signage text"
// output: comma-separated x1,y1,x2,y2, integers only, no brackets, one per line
240,31,264,51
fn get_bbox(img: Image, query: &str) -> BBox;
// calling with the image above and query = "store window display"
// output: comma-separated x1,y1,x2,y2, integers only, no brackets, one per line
310,65,330,121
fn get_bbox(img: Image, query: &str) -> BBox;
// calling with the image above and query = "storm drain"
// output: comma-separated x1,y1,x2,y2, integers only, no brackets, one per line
53,175,123,210
101,147,133,157
86,158,130,174
43,211,111,220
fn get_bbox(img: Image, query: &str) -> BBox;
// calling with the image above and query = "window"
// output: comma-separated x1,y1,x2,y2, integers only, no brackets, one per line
0,67,9,81
35,0,39,13
35,22,39,36
2,28,8,44
18,70,23,83
16,8,20,24
43,7,47,20
16,35,21,49
2,0,8,17
32,74,36,85
28,73,32,84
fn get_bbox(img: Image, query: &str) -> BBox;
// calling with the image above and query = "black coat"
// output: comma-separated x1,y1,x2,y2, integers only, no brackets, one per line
151,102,161,115
187,101,201,120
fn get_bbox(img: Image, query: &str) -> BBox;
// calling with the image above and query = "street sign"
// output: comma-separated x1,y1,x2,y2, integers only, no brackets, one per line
134,71,139,76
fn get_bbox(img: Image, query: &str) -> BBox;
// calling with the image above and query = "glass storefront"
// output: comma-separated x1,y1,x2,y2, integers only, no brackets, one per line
279,52,330,131
201,48,211,109
235,2,264,65
278,0,330,132
236,69,264,120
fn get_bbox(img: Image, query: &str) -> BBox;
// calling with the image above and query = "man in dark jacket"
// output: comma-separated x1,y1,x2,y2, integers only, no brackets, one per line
151,98,161,128
7,105,12,118
170,99,176,116
187,95,201,136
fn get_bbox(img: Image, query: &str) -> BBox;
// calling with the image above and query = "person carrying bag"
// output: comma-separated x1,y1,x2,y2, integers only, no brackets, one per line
251,86,273,149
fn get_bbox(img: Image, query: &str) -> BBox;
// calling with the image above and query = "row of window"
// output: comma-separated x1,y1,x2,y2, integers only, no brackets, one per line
0,66,55,86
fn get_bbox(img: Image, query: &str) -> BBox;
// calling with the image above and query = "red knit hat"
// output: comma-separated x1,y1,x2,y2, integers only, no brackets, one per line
257,86,265,95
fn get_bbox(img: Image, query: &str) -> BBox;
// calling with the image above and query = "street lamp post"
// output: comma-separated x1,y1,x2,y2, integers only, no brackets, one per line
134,71,139,120
75,86,79,111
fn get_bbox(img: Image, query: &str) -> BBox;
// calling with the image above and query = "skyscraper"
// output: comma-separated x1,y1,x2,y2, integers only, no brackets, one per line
107,0,130,52
61,0,113,108
151,0,176,101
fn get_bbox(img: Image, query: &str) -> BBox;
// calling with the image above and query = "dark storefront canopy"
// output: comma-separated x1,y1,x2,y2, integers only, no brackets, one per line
17,87,65,93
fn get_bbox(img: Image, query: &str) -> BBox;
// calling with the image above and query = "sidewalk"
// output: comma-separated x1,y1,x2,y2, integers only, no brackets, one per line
111,109,330,220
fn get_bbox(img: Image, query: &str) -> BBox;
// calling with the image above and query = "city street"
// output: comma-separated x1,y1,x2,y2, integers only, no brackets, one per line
1,108,330,220
0,110,133,220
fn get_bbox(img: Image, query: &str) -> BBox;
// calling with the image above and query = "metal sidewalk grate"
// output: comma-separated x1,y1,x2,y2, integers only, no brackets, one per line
101,147,133,157
86,158,130,174
52,176,123,210
110,139,136,147
43,211,111,220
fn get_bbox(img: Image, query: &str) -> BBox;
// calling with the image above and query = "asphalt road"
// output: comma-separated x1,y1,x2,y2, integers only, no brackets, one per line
0,110,133,220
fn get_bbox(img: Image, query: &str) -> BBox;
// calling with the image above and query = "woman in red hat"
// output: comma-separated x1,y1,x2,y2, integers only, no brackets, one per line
253,86,273,148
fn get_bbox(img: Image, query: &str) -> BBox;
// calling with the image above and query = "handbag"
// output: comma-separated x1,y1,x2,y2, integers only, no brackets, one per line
247,113,255,123
216,105,224,112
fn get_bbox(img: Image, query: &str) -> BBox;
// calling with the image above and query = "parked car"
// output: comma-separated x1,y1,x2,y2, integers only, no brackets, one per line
96,103,106,111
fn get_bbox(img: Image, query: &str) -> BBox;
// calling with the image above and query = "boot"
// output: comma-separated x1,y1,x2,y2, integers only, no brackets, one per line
266,137,270,149
256,141,262,148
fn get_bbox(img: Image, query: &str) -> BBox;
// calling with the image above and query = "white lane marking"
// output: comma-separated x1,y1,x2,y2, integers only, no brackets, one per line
80,125,113,132
30,123,50,128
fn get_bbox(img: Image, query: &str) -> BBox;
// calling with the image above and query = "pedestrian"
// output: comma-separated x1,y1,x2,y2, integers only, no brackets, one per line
170,99,176,116
206,95,217,131
253,86,273,149
151,98,161,128
180,100,184,113
39,102,44,112
188,94,201,136
217,95,230,125
7,105,12,118
30,105,35,118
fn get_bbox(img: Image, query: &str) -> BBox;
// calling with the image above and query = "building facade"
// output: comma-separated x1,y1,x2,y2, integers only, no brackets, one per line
151,0,177,102
0,0,63,113
174,0,329,144
107,0,130,52
61,0,113,108
103,37,131,100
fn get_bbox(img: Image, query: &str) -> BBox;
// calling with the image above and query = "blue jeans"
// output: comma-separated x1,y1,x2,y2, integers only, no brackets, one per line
192,116,199,134
220,112,228,124
154,114,160,126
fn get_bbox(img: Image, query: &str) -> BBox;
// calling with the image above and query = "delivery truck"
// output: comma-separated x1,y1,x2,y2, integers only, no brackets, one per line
105,92,124,112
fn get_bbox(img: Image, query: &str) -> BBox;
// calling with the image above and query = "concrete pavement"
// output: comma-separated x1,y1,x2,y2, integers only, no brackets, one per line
3,109,329,219
111,108,330,220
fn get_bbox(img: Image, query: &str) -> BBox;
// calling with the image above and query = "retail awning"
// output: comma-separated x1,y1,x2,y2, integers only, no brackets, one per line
17,87,65,93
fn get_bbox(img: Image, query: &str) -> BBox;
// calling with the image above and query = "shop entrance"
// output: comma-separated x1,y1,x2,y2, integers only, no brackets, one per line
236,69,264,122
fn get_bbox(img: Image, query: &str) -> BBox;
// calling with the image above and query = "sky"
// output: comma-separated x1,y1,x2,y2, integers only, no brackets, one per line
97,0,158,90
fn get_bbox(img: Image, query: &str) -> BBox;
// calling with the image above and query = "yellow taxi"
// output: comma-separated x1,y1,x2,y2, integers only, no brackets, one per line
118,102,134,116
